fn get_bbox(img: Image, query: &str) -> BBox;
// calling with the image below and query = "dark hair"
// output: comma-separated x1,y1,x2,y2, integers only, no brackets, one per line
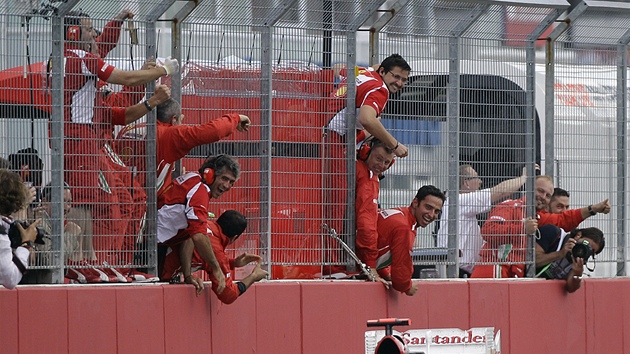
156,98,181,123
414,185,446,204
41,181,71,201
369,138,393,154
0,169,29,216
0,157,9,169
199,154,240,181
551,187,570,199
9,147,43,186
64,10,90,40
574,227,605,255
378,54,411,74
217,210,247,239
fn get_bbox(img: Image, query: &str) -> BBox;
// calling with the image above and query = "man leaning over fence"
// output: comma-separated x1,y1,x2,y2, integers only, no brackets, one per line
535,224,605,293
157,155,242,294
471,175,610,278
354,137,394,287
375,185,445,295
161,210,268,302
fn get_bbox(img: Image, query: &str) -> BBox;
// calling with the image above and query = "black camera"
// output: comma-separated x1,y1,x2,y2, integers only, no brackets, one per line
572,239,593,263
7,221,46,249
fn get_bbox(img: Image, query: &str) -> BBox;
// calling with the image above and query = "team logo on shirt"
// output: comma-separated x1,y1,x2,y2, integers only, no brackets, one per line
334,86,347,97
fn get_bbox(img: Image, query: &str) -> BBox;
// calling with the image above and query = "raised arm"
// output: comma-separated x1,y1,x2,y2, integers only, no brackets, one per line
358,106,408,158
489,167,527,203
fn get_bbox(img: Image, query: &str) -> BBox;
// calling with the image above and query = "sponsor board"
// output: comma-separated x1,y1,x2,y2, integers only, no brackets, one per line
365,327,500,354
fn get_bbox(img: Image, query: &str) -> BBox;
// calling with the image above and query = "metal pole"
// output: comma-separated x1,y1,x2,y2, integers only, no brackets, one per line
616,31,630,276
49,0,81,284
144,0,178,275
259,0,299,278
445,4,488,278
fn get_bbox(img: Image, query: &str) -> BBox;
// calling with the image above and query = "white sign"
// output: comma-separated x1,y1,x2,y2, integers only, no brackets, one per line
365,327,501,354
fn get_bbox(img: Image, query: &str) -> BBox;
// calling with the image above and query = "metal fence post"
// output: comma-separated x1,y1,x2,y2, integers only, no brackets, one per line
144,0,178,275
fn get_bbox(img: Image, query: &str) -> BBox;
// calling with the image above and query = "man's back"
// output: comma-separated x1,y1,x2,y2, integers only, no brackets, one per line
156,172,209,245
437,189,492,272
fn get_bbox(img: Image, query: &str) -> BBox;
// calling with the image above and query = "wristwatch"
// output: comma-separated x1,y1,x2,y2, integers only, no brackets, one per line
20,241,35,249
588,205,596,216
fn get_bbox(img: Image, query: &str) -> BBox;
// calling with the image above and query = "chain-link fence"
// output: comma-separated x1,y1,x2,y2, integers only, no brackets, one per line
1,0,629,283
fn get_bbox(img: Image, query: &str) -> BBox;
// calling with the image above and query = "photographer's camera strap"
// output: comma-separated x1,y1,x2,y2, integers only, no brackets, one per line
12,252,27,274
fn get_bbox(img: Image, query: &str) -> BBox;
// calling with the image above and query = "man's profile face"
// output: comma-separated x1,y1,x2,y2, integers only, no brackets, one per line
549,196,570,214
209,170,237,199
365,146,394,176
380,66,409,94
412,195,443,228
42,188,72,215
79,18,97,50
462,167,482,192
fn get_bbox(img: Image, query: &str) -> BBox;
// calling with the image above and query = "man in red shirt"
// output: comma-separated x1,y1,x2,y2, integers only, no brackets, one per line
354,138,394,286
59,10,178,266
323,54,411,269
161,210,268,302
472,175,611,278
157,154,242,294
375,185,445,295
114,98,250,194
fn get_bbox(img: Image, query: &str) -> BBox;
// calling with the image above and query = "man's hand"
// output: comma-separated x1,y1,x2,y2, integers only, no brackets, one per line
249,263,269,282
524,217,538,235
18,219,41,243
237,115,251,132
405,281,419,296
142,56,157,70
234,253,261,268
115,9,135,21
153,85,171,103
562,237,578,256
24,184,37,205
161,56,180,75
592,199,611,214
571,256,584,278
370,268,390,289
64,221,82,236
184,275,205,296
213,268,226,294
393,142,408,158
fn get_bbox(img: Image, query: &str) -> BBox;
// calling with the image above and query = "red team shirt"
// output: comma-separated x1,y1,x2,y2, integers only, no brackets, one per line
114,113,241,194
157,172,211,246
327,67,389,136
161,220,243,304
375,206,418,293
474,197,587,278
63,45,115,139
155,114,240,194
354,160,380,269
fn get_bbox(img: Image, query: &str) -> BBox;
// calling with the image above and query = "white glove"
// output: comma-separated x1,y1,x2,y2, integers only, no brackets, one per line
161,56,179,75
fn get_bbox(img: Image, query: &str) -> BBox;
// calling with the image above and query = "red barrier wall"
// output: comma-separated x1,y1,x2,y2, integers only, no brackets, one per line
1,278,629,354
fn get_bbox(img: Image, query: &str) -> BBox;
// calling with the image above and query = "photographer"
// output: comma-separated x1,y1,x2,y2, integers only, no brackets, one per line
534,224,604,293
0,169,41,289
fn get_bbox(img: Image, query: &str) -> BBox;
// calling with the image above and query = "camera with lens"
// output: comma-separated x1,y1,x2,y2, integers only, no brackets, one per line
572,239,593,263
7,221,46,249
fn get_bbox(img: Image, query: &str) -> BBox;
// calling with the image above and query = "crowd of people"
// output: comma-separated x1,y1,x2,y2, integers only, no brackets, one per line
0,10,611,302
